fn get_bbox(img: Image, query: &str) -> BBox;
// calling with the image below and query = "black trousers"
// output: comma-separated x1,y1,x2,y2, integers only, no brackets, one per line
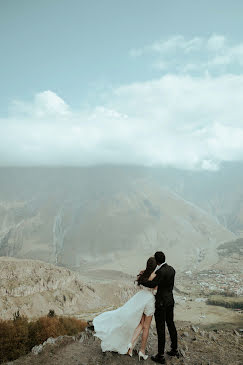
154,305,178,355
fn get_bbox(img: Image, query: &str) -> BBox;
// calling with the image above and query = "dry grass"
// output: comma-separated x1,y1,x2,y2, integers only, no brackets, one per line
0,312,87,364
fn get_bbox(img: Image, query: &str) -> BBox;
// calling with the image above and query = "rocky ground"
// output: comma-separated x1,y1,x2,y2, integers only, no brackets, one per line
1,255,242,364
0,257,139,320
4,323,243,365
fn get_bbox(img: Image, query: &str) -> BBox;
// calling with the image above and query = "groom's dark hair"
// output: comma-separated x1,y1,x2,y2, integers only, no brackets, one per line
155,251,165,264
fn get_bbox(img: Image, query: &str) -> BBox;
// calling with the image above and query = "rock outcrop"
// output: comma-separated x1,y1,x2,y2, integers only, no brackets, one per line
0,257,137,320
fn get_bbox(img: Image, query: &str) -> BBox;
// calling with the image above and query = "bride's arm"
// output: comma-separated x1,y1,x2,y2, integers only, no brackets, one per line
148,271,158,290
148,271,156,281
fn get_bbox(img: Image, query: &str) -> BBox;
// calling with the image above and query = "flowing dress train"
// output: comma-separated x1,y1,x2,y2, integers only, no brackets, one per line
93,287,155,354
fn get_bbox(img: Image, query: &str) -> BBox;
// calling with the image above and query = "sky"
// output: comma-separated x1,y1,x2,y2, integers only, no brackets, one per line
0,0,243,169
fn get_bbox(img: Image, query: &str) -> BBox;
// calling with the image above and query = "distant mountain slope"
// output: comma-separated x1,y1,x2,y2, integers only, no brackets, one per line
150,162,243,236
0,167,235,270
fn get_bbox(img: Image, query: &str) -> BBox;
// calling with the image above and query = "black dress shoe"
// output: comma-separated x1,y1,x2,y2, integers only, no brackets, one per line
166,349,179,358
151,353,166,364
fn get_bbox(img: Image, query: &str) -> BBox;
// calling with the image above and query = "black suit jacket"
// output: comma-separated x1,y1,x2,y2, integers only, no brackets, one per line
142,263,175,308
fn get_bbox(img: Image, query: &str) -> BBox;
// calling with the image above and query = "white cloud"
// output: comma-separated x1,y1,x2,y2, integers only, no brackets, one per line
11,90,70,119
132,35,203,55
201,160,219,171
1,72,243,169
208,43,243,67
207,35,226,51
131,34,243,73
1,34,243,169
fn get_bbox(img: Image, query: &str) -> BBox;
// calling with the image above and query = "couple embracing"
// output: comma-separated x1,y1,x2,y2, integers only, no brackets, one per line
93,251,179,364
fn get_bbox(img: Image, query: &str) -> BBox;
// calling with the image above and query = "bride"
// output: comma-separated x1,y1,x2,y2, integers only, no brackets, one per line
93,257,157,360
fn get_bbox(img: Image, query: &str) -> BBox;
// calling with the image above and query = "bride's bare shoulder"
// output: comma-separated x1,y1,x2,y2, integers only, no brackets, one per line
148,271,156,281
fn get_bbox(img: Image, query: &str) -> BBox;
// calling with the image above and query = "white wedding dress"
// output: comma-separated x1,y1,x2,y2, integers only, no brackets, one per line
93,286,156,354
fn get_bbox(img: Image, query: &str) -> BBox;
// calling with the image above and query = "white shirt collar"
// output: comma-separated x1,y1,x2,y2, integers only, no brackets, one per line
156,262,166,271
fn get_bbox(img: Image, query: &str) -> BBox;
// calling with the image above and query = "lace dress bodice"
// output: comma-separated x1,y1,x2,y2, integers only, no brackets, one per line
140,285,157,295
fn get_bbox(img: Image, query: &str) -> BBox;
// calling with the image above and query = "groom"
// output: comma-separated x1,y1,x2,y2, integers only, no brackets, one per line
142,251,178,364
